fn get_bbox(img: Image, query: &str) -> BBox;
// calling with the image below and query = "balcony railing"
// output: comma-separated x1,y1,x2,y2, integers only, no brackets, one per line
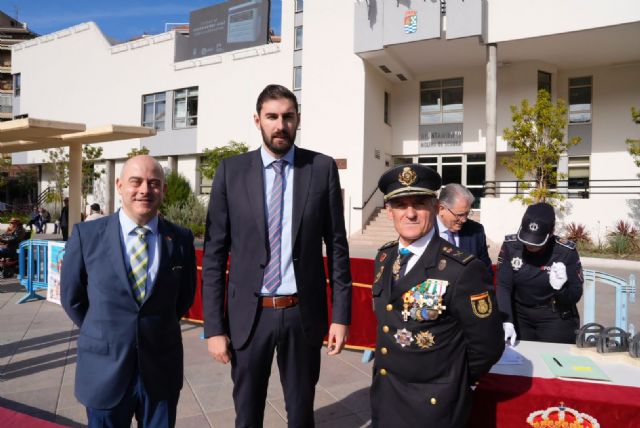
483,179,640,198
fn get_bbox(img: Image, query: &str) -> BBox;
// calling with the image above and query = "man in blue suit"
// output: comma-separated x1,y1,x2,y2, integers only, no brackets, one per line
61,155,196,427
436,183,494,281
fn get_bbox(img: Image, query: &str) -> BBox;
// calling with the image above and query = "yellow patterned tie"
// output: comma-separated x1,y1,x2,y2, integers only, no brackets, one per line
128,226,149,303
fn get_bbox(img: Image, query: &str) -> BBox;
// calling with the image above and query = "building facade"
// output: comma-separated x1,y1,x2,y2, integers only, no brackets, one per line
10,0,640,243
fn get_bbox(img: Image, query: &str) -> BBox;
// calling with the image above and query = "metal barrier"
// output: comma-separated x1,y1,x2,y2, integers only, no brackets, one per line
582,269,637,334
17,239,49,304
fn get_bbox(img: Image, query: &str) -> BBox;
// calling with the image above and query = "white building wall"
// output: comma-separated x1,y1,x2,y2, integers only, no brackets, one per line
486,0,640,43
301,0,367,235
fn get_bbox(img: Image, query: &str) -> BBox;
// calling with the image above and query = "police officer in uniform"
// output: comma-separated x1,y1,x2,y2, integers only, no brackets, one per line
370,165,504,428
496,203,583,345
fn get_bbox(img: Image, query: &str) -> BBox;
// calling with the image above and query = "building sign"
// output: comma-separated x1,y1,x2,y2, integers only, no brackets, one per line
404,11,417,34
175,0,270,62
419,124,463,154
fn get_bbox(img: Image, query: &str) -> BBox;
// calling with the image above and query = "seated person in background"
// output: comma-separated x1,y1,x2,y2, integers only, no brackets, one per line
437,183,494,281
0,218,28,258
496,203,583,345
27,207,41,233
39,207,51,232
84,203,104,222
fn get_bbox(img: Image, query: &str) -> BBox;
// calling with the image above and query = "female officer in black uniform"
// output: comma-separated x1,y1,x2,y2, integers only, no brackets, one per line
496,203,583,344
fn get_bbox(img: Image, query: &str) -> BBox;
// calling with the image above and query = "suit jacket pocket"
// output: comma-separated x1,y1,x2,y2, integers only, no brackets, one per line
77,333,109,355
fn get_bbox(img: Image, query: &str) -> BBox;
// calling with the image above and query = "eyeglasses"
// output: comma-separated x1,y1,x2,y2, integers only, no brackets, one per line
445,206,470,221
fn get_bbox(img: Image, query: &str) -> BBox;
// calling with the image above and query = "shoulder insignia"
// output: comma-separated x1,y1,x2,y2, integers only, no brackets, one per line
504,234,518,242
555,236,576,250
441,245,475,265
378,240,398,251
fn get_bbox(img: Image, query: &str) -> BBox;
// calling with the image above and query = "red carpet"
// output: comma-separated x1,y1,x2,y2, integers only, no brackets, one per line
0,407,67,428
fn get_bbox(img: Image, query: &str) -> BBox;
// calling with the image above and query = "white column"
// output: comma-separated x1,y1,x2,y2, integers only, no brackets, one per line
68,144,83,234
105,159,115,214
485,43,498,197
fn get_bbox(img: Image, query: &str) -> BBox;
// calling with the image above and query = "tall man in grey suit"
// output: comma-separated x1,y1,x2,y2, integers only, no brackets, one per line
202,84,352,427
61,155,196,427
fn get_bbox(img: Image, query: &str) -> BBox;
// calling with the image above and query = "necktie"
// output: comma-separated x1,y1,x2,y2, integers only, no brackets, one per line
392,248,413,286
128,226,149,304
445,229,457,246
263,159,286,294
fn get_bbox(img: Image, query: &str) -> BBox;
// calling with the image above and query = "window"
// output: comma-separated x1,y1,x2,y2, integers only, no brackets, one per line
569,77,592,124
295,0,303,12
538,71,551,94
568,156,590,198
199,157,212,194
293,67,302,90
142,92,166,131
384,92,390,125
294,26,303,50
13,73,20,96
420,78,463,124
173,87,198,129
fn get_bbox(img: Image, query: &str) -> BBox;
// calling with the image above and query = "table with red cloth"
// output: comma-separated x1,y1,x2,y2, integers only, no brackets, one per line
470,340,640,428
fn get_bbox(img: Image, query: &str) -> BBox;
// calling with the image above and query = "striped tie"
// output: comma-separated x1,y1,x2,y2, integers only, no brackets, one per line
128,226,149,304
263,159,286,294
445,229,457,246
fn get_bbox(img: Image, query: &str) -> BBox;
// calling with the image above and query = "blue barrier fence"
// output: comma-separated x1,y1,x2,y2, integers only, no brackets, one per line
582,269,637,335
17,239,49,304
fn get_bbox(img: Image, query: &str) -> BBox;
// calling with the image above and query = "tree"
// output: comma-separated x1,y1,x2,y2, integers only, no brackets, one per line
127,146,150,158
161,171,193,212
199,141,249,179
502,89,581,206
82,145,105,210
626,106,640,169
43,147,69,208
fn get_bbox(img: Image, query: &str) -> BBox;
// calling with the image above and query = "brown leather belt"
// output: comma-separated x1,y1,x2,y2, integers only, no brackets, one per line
259,295,299,309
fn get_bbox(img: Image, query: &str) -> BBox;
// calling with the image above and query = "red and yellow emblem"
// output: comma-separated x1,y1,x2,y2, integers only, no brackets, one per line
470,291,492,318
527,403,599,428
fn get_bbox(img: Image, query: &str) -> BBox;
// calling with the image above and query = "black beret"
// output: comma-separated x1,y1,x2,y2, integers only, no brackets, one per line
378,164,442,202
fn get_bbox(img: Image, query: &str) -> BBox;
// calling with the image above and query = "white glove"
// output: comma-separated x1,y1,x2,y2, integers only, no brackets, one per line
503,322,517,346
549,262,567,290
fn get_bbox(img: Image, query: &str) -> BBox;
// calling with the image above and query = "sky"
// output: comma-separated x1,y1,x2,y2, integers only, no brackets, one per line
2,0,282,42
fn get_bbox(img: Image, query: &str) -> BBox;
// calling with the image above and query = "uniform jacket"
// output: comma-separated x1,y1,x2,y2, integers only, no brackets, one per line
496,235,583,323
371,236,504,428
60,214,196,409
202,147,352,348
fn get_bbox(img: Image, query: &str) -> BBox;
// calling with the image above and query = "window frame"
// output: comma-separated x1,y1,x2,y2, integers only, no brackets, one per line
295,0,304,13
568,76,592,124
294,25,303,51
173,86,199,129
13,73,20,96
537,70,552,94
419,78,464,125
293,67,302,90
141,91,166,131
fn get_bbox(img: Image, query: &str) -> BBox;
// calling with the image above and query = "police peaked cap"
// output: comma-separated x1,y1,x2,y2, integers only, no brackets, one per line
378,164,442,202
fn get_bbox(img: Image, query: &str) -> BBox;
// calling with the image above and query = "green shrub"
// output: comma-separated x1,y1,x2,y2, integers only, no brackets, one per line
607,220,639,253
162,194,207,238
161,171,192,212
607,235,635,255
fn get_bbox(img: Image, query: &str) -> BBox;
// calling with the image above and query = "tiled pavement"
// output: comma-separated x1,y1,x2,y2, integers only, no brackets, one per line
0,278,374,427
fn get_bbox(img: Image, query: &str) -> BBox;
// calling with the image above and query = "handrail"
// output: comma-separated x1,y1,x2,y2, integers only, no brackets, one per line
353,187,380,210
483,178,640,197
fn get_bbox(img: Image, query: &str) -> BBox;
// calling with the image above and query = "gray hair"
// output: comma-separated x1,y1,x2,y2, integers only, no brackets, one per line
438,183,475,207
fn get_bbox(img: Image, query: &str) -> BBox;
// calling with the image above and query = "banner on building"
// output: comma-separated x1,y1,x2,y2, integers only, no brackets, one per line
175,0,271,62
419,124,463,154
47,242,66,305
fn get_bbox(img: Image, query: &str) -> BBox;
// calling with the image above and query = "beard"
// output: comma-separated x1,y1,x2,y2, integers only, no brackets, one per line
261,127,296,155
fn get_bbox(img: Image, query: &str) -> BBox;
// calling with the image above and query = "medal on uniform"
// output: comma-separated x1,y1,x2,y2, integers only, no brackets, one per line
394,328,414,347
374,266,384,284
438,258,447,271
511,257,523,271
401,279,448,322
415,330,435,349
392,254,401,280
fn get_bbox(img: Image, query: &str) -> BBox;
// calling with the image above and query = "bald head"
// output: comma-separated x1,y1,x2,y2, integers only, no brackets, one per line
116,155,167,225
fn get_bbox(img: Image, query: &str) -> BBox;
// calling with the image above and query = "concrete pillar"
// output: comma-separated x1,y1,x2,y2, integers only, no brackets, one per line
68,144,83,235
167,155,178,173
485,43,498,197
105,159,115,214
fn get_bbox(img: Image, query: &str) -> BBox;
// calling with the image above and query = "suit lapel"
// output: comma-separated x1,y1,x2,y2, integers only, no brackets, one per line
390,236,441,302
292,148,311,246
106,214,138,302
142,217,174,303
245,149,266,245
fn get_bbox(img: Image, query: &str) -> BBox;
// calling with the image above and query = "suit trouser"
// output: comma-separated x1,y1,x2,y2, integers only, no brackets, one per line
85,371,179,428
231,305,321,428
515,302,579,344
